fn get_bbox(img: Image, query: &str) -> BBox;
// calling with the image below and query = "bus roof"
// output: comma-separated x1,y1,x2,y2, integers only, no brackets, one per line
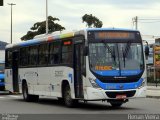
86,28,139,32
6,28,139,49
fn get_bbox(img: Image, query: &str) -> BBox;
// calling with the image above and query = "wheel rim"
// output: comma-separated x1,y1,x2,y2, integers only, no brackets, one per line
65,86,72,106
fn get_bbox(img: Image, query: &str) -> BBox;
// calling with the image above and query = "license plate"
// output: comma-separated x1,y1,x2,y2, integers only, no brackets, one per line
116,94,127,99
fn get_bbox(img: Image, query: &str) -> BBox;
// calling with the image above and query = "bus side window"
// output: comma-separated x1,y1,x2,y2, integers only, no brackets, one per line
62,40,73,64
29,46,38,66
20,47,29,66
49,42,61,65
49,43,54,64
6,50,12,68
38,44,49,65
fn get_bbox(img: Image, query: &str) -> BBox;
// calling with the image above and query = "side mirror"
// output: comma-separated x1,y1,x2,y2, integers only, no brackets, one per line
83,46,88,56
145,46,149,60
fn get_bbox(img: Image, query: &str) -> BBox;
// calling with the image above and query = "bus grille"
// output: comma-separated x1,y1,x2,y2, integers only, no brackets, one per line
105,90,136,98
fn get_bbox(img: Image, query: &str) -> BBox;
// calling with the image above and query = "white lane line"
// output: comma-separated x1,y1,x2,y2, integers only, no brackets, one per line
9,95,21,98
0,97,5,99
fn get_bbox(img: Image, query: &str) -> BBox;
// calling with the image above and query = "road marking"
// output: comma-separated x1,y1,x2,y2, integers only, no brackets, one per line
0,96,5,99
9,95,21,98
0,95,21,99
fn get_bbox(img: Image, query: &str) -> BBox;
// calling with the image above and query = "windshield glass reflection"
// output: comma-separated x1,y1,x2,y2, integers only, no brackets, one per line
89,43,144,75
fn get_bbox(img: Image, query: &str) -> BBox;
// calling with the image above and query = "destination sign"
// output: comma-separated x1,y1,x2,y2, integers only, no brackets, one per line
95,32,136,40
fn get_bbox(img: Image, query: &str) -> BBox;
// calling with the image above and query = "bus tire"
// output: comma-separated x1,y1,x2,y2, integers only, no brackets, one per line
64,84,77,107
22,82,39,102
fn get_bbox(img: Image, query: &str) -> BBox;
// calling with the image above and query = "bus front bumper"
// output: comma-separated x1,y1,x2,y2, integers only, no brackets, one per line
84,86,146,100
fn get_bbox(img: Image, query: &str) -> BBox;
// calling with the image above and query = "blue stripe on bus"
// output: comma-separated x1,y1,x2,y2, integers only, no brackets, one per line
0,74,4,79
0,82,5,86
95,78,144,90
94,70,142,76
68,73,72,83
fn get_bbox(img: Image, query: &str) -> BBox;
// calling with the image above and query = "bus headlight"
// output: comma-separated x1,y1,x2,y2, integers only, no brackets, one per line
0,79,4,82
89,78,100,88
139,78,146,88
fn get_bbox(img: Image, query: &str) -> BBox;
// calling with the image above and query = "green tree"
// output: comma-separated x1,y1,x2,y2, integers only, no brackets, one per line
21,16,65,40
82,14,103,28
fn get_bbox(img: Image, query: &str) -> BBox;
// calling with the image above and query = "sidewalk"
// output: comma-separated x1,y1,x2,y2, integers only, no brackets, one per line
147,85,160,98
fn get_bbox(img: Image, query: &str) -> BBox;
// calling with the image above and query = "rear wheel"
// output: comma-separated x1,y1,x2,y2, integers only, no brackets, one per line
64,84,78,107
22,82,39,102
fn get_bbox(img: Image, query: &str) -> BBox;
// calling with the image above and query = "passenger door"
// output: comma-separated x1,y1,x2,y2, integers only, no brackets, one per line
73,37,85,98
12,51,19,92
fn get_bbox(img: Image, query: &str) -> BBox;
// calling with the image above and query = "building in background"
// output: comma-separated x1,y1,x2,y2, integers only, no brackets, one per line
155,38,160,44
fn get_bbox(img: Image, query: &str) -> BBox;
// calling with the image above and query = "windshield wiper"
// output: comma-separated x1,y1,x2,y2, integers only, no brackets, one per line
122,41,132,67
122,48,126,67
102,41,116,62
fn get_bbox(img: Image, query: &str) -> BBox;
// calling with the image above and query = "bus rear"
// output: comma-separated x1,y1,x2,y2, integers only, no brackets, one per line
85,29,146,106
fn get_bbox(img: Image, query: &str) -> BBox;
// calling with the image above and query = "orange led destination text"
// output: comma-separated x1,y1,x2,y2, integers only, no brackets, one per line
95,66,112,70
98,32,130,39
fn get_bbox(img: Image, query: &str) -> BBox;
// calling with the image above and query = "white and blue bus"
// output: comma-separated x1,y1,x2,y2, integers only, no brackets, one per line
5,28,146,107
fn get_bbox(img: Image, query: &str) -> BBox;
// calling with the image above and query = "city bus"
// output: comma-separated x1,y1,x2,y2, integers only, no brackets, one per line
5,28,146,107
0,60,5,91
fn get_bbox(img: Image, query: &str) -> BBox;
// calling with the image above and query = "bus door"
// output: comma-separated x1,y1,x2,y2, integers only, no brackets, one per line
73,37,84,98
12,51,19,92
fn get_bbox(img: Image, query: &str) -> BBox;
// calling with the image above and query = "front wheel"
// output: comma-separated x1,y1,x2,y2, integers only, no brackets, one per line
64,84,78,107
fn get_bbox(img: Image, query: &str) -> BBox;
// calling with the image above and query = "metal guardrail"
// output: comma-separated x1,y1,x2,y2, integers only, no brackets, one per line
147,65,160,87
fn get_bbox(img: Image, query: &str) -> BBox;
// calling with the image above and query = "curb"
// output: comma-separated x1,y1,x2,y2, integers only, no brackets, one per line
0,91,20,95
147,95,160,99
0,91,10,95
147,88,160,91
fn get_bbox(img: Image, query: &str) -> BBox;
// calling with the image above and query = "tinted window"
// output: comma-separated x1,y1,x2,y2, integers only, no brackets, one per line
62,41,73,64
20,47,29,66
29,46,38,66
49,42,61,64
39,44,49,65
5,50,12,68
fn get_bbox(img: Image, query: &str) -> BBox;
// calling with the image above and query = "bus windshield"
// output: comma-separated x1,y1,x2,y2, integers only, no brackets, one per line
89,42,144,76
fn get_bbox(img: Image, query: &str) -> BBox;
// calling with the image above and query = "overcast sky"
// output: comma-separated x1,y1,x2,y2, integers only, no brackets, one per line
0,0,160,44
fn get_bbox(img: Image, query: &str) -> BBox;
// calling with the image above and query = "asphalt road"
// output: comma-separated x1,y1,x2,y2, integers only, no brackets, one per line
0,94,160,120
